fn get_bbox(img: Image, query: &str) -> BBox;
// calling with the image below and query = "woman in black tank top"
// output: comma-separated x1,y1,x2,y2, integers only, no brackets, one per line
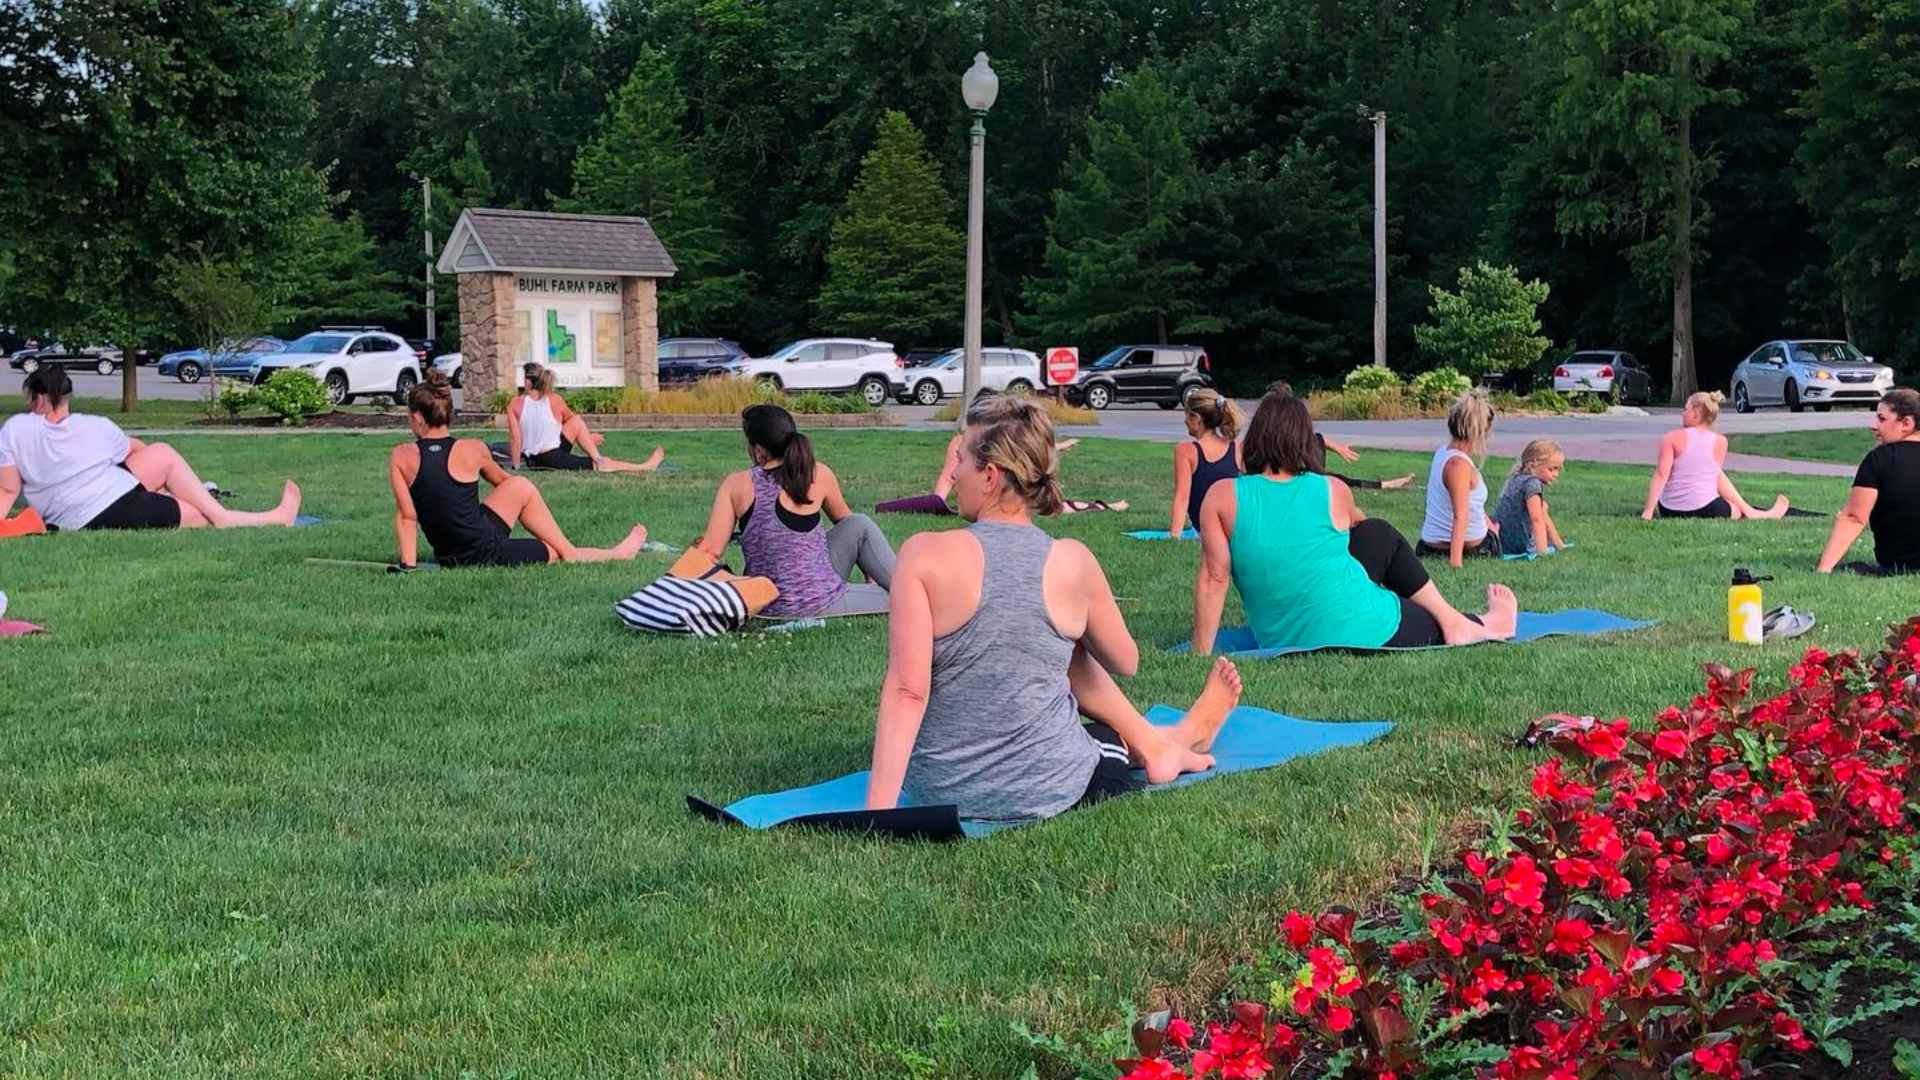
387,373,653,568
1170,390,1244,537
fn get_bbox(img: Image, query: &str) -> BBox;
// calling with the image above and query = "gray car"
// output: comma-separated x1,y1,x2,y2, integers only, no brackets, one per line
1729,339,1896,413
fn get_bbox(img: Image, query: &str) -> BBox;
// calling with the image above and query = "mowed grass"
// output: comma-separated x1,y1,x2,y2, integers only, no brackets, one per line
1728,423,1881,465
2,429,1915,1078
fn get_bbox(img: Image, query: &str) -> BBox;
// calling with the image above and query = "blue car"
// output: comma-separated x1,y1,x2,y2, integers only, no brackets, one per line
157,336,286,383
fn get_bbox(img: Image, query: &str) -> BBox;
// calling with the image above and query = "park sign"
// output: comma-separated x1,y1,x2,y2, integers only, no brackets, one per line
1046,347,1079,386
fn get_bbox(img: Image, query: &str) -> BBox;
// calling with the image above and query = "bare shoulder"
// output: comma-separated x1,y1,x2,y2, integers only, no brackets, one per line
1172,441,1197,462
898,528,973,572
389,441,419,466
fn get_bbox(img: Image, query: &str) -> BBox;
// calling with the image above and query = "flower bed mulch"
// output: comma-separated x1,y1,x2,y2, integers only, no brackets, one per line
191,410,411,429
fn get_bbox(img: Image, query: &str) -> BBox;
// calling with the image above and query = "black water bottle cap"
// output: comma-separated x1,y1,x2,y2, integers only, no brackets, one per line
1732,567,1755,585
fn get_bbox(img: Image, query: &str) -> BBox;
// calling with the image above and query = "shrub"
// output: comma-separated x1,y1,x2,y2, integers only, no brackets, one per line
933,390,1096,426
1525,388,1571,414
215,383,254,419
1410,366,1473,408
1577,391,1611,414
1108,620,1920,1080
1307,387,1427,421
1413,261,1551,378
488,389,514,414
1343,365,1403,393
565,387,626,415
253,370,329,426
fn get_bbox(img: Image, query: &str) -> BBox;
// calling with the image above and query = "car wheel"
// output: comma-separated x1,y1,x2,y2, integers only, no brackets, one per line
1085,383,1112,410
20,358,37,374
1156,400,1178,409
913,380,942,406
1005,379,1033,395
450,369,462,389
392,369,418,405
1785,380,1803,413
1733,383,1752,414
177,361,202,384
1813,404,1831,413
859,376,890,407
325,370,350,406
95,358,115,376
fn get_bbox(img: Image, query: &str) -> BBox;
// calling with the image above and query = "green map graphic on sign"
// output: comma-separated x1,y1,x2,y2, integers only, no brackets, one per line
546,310,577,364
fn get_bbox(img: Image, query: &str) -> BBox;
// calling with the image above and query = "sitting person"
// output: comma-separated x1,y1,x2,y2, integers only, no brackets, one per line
1418,392,1500,564
864,394,1241,821
1168,389,1243,537
695,404,896,617
389,373,649,567
1641,391,1788,520
1192,390,1516,654
1816,387,1920,576
507,363,664,473
0,367,301,530
877,414,1108,515
1265,380,1414,490
1492,439,1568,557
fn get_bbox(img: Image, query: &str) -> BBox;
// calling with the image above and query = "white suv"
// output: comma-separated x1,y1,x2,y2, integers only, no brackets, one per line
251,328,422,405
729,338,900,406
892,347,1043,405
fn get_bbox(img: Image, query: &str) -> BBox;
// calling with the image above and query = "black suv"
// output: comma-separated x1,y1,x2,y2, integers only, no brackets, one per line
657,337,749,385
1064,344,1215,409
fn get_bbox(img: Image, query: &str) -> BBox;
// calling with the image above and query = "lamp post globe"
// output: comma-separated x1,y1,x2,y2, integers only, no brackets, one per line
962,51,999,113
960,52,997,412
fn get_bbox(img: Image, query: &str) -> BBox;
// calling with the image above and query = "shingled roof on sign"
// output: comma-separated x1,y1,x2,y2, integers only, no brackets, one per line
435,208,678,278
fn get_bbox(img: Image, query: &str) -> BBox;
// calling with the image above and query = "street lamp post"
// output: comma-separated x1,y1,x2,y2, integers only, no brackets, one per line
960,52,998,413
422,175,436,342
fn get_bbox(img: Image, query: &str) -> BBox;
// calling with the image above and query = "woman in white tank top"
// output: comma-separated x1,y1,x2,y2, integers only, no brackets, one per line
507,364,666,474
1418,393,1498,566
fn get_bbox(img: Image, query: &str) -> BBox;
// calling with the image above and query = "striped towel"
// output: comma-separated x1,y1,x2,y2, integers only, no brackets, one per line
615,576,751,637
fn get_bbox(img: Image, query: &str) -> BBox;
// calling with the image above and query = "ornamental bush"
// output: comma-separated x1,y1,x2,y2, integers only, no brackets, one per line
1413,262,1550,378
253,370,328,426
1410,367,1473,408
1343,366,1403,393
1114,618,1920,1080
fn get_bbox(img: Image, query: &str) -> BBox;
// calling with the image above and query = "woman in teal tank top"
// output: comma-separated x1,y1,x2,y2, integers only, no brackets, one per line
1191,390,1518,654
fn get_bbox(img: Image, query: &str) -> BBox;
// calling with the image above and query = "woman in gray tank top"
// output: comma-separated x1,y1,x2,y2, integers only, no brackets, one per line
864,395,1245,823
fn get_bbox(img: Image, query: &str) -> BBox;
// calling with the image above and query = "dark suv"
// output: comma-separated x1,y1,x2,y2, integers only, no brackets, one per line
1064,344,1215,409
657,337,749,385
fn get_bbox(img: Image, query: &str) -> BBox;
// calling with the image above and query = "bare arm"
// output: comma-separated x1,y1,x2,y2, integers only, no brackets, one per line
696,473,746,557
932,434,962,500
1642,434,1677,519
1542,496,1566,550
1191,484,1234,655
1070,541,1139,677
1323,437,1360,463
867,537,936,809
1168,443,1195,536
1444,457,1474,567
1816,487,1878,573
0,464,20,518
505,397,524,469
387,448,420,567
818,463,853,522
1527,493,1550,554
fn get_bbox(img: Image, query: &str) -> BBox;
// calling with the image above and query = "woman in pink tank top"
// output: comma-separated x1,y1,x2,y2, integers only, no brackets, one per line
1641,392,1789,520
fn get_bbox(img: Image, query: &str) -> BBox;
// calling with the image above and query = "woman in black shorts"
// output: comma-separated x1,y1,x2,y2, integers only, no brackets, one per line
387,373,651,568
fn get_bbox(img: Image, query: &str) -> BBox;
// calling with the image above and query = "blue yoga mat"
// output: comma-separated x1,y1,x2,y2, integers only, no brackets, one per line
1127,528,1199,541
689,704,1394,839
292,514,326,527
1172,608,1654,660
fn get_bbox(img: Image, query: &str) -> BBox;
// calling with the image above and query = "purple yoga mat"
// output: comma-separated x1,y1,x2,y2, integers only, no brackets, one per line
875,493,953,516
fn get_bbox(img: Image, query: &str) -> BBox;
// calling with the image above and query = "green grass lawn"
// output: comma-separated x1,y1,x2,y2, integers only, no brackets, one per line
1728,425,1879,465
2,431,1914,1078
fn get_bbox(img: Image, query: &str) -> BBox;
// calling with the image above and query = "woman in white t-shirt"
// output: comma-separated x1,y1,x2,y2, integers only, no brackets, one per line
0,368,301,531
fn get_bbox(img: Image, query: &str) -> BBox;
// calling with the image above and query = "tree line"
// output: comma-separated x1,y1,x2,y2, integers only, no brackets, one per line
2,0,1915,402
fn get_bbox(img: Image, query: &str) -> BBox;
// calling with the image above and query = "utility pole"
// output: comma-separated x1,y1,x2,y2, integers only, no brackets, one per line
422,176,436,341
1373,111,1387,368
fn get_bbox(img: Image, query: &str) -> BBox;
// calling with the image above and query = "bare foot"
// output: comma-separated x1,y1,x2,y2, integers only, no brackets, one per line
1107,500,1130,512
610,524,650,559
1760,495,1789,519
1137,735,1216,786
642,446,665,470
1381,473,1415,490
272,480,303,526
1479,584,1518,640
1172,657,1243,754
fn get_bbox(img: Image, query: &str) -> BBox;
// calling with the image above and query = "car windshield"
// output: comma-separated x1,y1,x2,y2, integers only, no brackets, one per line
1088,346,1131,370
764,341,815,361
932,350,962,369
281,334,350,355
1788,341,1865,365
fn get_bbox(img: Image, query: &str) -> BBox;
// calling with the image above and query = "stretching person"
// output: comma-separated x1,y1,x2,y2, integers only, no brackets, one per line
1418,392,1499,565
507,363,664,473
1816,388,1920,576
876,413,1105,515
1192,390,1516,655
1266,380,1414,491
389,373,648,568
1168,389,1243,537
1641,391,1788,520
695,404,896,617
866,394,1241,821
0,367,300,530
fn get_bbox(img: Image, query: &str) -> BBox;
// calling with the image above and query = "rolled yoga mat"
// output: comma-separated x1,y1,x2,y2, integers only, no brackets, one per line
688,704,1395,840
875,493,954,516
1171,608,1655,660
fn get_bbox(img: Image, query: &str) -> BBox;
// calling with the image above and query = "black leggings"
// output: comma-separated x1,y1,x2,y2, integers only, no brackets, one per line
1346,518,1475,647
1329,472,1385,490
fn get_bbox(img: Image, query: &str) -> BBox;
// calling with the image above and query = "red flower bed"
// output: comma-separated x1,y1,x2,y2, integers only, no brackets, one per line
1116,617,1920,1079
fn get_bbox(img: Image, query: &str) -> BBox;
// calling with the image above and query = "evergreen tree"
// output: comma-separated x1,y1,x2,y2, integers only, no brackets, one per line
1025,66,1221,347
814,111,964,342
273,212,412,331
561,48,752,336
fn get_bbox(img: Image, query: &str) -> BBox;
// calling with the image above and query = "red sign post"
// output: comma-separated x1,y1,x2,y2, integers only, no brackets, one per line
1045,347,1079,387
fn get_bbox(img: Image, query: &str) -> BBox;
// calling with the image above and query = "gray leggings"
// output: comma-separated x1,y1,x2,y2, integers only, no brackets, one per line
820,514,896,616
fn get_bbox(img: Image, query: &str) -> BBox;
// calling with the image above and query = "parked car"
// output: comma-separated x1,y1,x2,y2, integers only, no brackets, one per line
1728,339,1897,414
658,337,750,385
431,351,464,387
728,338,902,406
1551,350,1653,404
250,328,421,405
1062,344,1214,410
900,348,953,369
891,347,1043,405
8,344,123,375
157,336,286,383
405,338,438,366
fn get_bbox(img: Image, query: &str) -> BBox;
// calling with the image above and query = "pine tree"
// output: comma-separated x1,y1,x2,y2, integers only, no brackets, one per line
814,111,965,343
1023,66,1221,347
560,48,751,336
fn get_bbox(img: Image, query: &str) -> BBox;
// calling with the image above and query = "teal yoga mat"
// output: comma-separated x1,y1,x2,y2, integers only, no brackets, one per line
1172,608,1655,660
1127,528,1198,541
689,704,1395,840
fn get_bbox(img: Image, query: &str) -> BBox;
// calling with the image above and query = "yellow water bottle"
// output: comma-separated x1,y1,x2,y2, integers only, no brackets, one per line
1727,567,1769,645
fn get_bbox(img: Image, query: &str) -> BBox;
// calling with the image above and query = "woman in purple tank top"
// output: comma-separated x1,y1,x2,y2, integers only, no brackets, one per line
1641,392,1789,520
694,405,898,617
